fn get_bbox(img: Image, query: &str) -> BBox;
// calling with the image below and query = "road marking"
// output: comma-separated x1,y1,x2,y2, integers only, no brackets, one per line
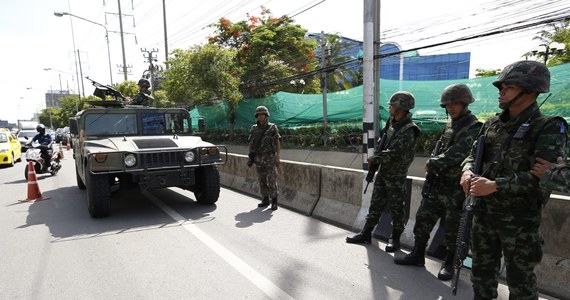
144,191,295,300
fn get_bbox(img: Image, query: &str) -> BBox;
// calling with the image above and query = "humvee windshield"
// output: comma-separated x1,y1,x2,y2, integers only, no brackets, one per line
84,112,191,136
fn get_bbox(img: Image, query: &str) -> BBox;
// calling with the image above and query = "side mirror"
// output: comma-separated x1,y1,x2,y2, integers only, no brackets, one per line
69,118,78,135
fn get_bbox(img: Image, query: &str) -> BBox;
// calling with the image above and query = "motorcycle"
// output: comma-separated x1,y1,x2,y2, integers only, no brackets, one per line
23,140,63,180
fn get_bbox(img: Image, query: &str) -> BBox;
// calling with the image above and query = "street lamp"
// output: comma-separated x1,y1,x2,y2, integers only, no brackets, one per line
532,42,566,64
54,11,114,85
289,79,305,93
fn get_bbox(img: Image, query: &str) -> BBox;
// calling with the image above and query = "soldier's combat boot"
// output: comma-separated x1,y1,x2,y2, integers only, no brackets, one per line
385,232,401,252
437,254,454,281
258,196,270,208
271,197,278,210
346,224,374,244
393,242,426,266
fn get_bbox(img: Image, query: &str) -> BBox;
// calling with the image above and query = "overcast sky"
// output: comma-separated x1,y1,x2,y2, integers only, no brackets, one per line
0,0,563,124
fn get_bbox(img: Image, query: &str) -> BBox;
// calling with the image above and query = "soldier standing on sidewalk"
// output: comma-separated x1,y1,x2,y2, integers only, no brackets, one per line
248,106,281,210
460,61,567,299
346,91,420,252
394,84,482,281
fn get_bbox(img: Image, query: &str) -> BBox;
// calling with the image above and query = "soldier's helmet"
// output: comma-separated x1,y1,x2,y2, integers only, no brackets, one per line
492,60,550,93
388,91,415,110
137,78,151,88
440,83,475,107
255,106,270,117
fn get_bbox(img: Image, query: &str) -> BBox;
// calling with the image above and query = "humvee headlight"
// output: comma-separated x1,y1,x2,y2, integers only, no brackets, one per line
124,153,137,167
184,151,195,163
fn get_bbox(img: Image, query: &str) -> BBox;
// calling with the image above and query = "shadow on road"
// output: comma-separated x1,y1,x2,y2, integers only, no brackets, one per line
14,186,219,242
234,207,273,228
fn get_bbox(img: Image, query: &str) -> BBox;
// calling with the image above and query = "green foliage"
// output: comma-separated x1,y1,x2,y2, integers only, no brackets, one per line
320,33,361,91
38,95,90,129
114,80,139,98
209,8,319,97
152,90,176,108
163,44,241,107
529,20,570,66
475,68,501,77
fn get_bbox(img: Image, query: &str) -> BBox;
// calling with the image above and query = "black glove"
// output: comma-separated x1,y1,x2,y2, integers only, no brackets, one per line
247,153,255,167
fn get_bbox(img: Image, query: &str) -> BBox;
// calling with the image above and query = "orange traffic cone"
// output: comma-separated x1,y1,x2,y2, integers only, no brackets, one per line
20,161,50,202
66,137,71,151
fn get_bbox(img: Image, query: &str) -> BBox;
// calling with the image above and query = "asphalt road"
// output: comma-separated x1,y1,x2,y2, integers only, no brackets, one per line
0,149,535,300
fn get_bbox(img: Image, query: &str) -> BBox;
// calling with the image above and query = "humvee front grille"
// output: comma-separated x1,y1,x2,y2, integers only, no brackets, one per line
140,152,181,168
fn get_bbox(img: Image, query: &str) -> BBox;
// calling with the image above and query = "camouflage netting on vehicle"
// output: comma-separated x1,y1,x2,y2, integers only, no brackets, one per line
190,62,570,133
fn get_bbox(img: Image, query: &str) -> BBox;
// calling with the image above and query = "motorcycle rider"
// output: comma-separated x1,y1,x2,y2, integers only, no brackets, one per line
31,124,53,169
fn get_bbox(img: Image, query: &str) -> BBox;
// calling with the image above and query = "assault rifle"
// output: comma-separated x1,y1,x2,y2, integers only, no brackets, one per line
451,134,485,296
86,76,125,101
421,139,443,198
364,132,387,194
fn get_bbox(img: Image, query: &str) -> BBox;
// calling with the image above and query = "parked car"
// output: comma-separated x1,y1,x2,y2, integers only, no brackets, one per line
0,128,22,167
17,130,37,152
55,127,70,144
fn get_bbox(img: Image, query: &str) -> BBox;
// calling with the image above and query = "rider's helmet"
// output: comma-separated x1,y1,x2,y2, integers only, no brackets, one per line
36,124,46,135
255,106,270,117
440,83,475,107
137,78,151,88
388,91,415,110
492,60,550,93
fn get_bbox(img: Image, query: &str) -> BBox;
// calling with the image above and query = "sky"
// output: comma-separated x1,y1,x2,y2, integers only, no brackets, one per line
0,0,566,124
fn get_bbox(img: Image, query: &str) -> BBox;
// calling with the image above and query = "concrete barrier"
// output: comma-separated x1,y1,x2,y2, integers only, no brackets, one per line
218,151,570,298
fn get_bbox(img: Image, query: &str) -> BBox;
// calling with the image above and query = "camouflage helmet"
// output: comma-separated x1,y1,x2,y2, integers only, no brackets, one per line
388,91,415,110
492,60,550,93
440,83,474,107
254,105,270,117
137,78,151,88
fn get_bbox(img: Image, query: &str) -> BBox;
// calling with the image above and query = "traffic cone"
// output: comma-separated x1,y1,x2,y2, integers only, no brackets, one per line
20,161,50,202
66,137,71,151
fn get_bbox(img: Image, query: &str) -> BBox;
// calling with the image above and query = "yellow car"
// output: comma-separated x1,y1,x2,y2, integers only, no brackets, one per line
0,129,22,167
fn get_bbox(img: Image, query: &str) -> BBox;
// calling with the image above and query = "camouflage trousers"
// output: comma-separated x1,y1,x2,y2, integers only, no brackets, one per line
365,175,407,234
413,186,463,255
255,154,278,199
471,212,543,300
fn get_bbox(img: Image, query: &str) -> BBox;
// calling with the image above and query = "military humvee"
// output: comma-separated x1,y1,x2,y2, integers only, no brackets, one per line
69,97,226,218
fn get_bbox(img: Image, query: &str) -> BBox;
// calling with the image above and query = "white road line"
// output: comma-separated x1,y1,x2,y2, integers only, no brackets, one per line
144,191,295,300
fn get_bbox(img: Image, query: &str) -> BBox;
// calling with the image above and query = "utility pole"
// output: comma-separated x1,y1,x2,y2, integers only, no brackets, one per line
373,0,381,147
362,0,375,170
320,31,329,147
77,49,85,98
162,0,169,70
141,48,159,97
118,0,128,80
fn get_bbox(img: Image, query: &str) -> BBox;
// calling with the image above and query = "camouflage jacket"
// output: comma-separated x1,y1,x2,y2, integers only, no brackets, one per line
541,165,570,194
132,91,153,106
373,113,421,178
428,111,482,185
248,121,280,156
463,102,568,213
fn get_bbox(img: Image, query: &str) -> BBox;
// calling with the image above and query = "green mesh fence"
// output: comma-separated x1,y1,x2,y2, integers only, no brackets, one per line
190,62,570,133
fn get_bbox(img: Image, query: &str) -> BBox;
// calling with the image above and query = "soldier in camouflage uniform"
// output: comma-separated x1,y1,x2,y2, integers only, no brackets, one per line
460,61,567,300
346,92,420,252
248,106,281,210
394,84,482,281
532,157,570,193
131,78,154,106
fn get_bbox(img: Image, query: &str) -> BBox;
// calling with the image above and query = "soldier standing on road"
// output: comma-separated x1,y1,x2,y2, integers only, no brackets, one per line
248,106,281,210
346,91,420,252
532,157,570,193
394,84,482,281
460,61,567,300
131,78,154,106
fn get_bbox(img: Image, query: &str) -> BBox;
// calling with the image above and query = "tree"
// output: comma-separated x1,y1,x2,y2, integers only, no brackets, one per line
527,20,570,66
163,44,242,132
209,8,319,97
114,80,139,99
475,68,501,77
319,33,361,92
